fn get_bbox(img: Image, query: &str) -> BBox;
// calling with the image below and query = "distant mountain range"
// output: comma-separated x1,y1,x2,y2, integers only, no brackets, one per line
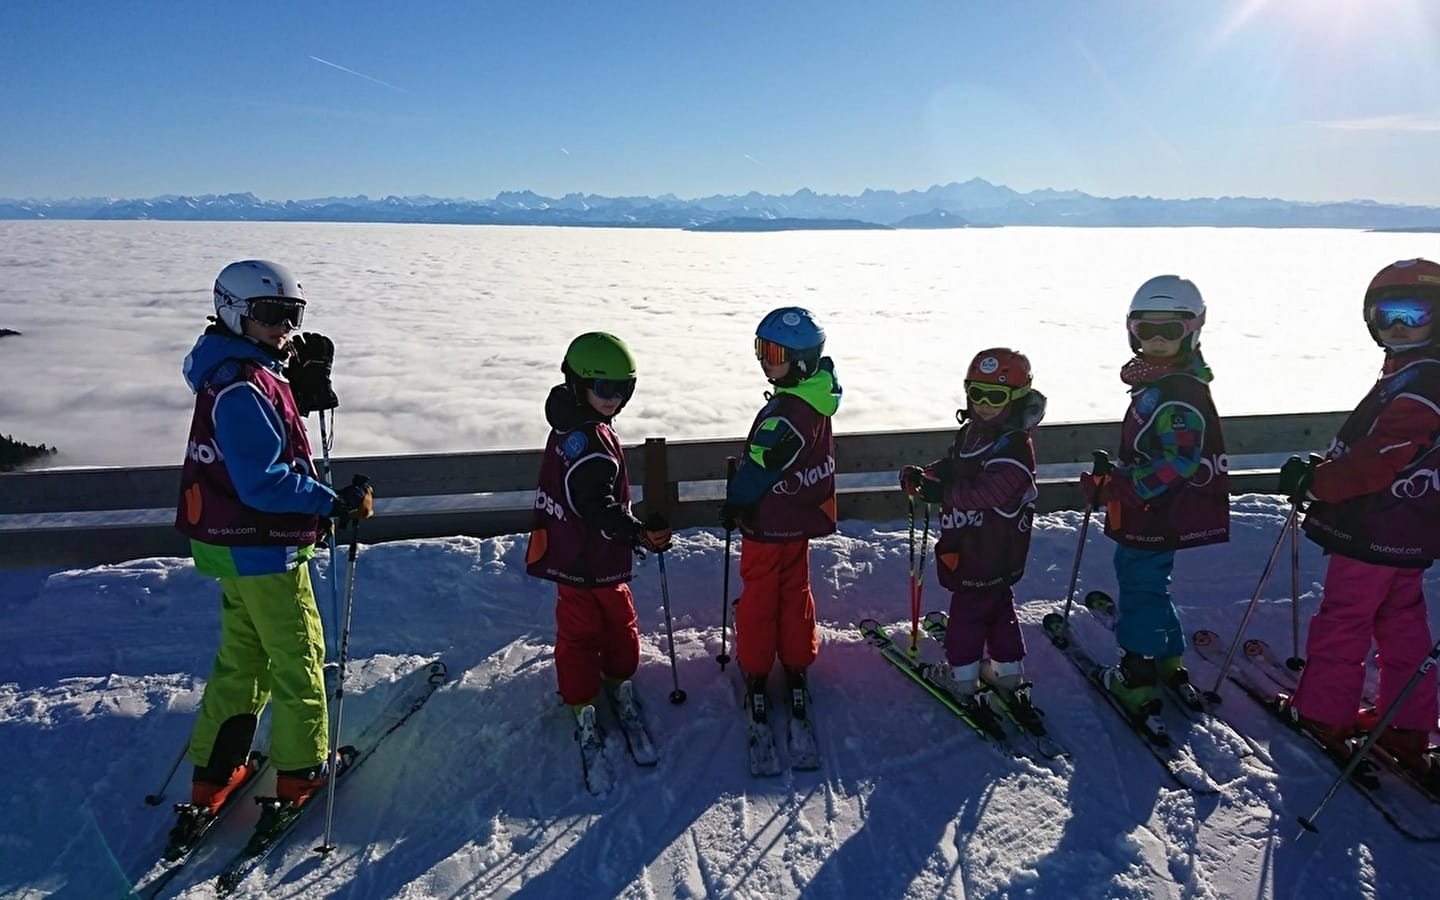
3,179,1439,229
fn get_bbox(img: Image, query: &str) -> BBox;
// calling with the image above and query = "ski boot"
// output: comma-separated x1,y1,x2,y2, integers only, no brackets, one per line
923,659,979,705
1275,693,1365,761
608,678,643,724
1375,726,1440,795
785,667,809,721
981,658,1047,735
745,674,769,725
1159,655,1206,712
1000,683,1048,736
276,745,357,810
1104,652,1167,746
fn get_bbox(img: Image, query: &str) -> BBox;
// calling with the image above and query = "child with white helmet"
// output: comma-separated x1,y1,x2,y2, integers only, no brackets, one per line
1079,275,1230,745
171,260,372,850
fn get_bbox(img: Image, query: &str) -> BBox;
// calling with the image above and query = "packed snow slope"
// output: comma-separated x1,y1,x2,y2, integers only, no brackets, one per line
3,493,1439,899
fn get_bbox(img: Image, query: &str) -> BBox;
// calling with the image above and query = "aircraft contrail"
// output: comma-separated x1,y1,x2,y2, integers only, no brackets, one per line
308,55,403,91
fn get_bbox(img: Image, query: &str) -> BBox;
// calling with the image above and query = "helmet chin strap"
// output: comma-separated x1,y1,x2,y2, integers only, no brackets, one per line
1383,338,1432,352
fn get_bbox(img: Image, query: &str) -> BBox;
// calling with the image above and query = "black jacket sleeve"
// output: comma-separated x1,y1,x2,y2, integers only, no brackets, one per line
567,455,642,544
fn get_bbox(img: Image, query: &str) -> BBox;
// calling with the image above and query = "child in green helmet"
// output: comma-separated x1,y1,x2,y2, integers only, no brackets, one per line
526,332,671,764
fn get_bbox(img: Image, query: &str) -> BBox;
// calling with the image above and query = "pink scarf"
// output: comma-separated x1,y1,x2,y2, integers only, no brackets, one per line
1120,354,1188,387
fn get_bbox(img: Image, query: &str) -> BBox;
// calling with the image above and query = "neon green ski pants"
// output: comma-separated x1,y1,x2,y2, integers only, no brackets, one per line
187,566,329,773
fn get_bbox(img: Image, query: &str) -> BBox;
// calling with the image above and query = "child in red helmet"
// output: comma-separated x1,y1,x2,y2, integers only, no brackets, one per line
900,348,1048,733
1279,258,1440,788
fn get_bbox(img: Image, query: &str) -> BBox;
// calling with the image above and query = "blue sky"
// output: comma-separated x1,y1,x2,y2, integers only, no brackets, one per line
3,0,1438,205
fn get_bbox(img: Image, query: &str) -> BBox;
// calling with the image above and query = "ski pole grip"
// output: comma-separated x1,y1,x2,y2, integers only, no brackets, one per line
725,455,738,482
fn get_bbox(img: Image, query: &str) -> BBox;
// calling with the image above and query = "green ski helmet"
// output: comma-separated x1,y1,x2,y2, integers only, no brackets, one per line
562,332,637,407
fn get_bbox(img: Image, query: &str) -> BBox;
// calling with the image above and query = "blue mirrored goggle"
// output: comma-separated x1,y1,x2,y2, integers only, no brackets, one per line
591,378,635,401
1369,297,1432,330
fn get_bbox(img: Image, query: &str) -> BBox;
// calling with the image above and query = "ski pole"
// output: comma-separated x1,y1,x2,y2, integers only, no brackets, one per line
319,411,341,662
717,456,737,671
657,550,687,705
906,495,919,655
316,474,367,856
909,502,932,657
1287,508,1304,671
143,738,190,806
1202,503,1299,704
1297,635,1440,837
1059,451,1109,628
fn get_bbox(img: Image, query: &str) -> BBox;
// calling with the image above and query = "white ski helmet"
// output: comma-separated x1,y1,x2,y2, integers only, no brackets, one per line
212,260,306,334
1127,275,1205,352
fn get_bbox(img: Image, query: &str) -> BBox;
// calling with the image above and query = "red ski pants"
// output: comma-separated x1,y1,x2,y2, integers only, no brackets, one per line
1292,554,1438,731
554,583,640,706
734,538,819,677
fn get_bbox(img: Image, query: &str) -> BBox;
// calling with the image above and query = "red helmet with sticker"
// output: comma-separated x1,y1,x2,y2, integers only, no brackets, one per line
966,348,1032,388
1363,258,1440,347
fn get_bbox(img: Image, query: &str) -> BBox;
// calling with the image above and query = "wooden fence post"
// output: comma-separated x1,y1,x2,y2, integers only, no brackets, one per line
643,437,677,520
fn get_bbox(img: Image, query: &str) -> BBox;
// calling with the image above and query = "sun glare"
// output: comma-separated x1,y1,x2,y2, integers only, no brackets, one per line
1216,0,1430,50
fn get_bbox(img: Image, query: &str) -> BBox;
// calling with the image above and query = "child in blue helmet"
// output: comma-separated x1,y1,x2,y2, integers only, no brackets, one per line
721,307,842,725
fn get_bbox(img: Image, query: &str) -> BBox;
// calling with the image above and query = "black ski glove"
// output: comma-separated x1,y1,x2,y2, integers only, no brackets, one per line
636,512,672,553
1278,456,1317,504
331,475,374,525
719,502,749,532
285,332,338,416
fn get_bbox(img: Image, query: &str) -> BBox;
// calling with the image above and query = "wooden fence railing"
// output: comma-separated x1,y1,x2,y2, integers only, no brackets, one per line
0,411,1345,569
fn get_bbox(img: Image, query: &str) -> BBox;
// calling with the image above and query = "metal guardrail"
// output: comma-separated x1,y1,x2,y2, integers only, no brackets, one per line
0,412,1345,569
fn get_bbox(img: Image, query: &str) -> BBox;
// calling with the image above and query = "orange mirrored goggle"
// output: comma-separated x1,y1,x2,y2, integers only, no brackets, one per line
754,337,793,366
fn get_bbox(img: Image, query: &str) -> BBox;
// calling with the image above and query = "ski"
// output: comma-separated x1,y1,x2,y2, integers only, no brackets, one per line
1211,632,1439,802
785,681,821,772
1190,630,1440,841
918,610,1070,760
1081,592,1257,745
574,704,616,795
743,680,784,777
213,659,448,895
605,682,659,768
129,752,269,899
855,618,1024,759
1243,638,1302,692
1042,611,1221,793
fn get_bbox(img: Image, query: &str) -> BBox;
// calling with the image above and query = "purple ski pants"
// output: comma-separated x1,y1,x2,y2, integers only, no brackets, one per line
943,584,1025,667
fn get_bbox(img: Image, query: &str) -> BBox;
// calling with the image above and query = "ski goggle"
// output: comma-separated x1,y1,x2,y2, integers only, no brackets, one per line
590,377,635,401
754,337,794,366
1368,297,1433,330
1127,317,1197,342
246,298,305,329
965,380,1028,408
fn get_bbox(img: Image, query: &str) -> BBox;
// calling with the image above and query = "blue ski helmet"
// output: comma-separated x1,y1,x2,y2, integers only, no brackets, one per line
755,307,826,379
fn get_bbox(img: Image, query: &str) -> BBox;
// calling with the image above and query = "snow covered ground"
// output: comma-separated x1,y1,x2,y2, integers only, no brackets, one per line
4,493,1439,899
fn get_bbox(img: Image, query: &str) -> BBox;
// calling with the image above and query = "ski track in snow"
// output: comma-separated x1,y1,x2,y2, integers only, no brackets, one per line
3,497,1440,898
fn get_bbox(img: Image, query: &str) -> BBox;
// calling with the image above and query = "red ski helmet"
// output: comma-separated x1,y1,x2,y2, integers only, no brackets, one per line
1363,258,1440,347
966,348,1032,388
